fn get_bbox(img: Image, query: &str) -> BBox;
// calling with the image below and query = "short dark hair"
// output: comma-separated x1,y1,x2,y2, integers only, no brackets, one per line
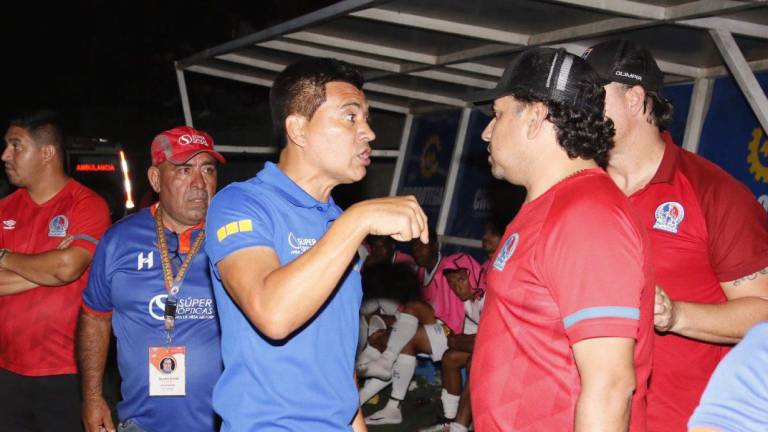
9,110,65,153
513,81,615,167
269,58,364,146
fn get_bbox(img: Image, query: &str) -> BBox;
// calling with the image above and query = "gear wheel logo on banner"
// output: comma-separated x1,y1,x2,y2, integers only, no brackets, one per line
747,127,768,183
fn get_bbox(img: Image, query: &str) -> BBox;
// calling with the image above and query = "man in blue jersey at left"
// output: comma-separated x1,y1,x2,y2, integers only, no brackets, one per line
77,126,225,432
205,57,428,431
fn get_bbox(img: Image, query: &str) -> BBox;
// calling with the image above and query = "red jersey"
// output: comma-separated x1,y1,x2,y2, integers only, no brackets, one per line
0,179,110,376
632,134,768,432
471,170,654,432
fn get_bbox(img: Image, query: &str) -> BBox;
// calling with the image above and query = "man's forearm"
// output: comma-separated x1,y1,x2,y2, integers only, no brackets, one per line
0,248,90,286
233,211,369,340
574,385,632,432
77,311,112,401
0,269,38,296
671,297,768,344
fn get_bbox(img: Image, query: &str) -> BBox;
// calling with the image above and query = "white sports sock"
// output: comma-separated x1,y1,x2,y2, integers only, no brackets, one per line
449,423,468,432
357,345,382,366
441,388,460,420
359,377,391,404
385,397,401,410
385,313,418,357
390,354,417,401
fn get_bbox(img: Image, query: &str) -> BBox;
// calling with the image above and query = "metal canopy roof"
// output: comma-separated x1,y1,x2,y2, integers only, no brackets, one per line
176,0,768,121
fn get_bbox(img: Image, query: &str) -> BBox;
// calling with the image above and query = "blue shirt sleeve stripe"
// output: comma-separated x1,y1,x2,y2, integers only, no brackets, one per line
71,234,99,245
563,306,640,329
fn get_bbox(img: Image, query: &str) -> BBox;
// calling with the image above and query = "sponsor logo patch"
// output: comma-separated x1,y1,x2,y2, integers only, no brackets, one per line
148,294,215,321
288,232,317,255
653,201,685,234
2,220,16,230
493,233,519,271
48,215,68,237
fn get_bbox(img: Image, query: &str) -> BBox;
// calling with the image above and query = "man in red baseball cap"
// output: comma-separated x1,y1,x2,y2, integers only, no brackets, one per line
150,126,226,166
79,125,226,432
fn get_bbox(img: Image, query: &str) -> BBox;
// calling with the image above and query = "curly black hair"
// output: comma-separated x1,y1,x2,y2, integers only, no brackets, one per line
640,87,674,130
514,82,616,167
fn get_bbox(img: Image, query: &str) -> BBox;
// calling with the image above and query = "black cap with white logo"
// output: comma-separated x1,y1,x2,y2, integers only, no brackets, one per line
467,47,600,111
581,39,665,98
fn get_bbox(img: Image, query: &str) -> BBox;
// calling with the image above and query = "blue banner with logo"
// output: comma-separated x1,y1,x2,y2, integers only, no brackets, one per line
398,110,461,225
697,72,768,211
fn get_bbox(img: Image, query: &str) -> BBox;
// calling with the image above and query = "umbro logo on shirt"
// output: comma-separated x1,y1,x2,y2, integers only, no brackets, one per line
2,220,16,230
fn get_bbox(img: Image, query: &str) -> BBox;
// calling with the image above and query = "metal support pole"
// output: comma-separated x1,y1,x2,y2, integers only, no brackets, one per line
682,78,714,154
436,108,472,236
175,64,194,127
389,114,414,196
709,29,768,133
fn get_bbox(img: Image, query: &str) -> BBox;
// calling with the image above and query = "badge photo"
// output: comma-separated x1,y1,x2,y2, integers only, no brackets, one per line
148,346,186,396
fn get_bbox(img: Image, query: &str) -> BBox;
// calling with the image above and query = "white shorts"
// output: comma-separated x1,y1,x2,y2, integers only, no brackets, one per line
424,321,450,361
360,298,400,316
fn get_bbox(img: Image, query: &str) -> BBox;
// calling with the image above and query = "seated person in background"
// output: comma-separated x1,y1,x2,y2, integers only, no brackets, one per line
360,263,485,426
420,268,485,432
480,221,503,267
362,235,416,272
688,321,768,432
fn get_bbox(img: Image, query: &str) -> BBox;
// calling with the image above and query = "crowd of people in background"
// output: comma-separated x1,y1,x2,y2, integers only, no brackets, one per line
0,37,766,432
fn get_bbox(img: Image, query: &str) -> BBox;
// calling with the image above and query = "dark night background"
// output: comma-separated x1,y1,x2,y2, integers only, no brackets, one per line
3,0,337,198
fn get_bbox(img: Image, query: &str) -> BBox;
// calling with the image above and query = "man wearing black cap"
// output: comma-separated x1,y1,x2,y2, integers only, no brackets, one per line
468,47,654,431
584,40,768,432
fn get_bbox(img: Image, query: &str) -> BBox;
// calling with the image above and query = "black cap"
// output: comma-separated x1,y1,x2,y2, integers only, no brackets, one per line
582,39,664,97
467,47,599,111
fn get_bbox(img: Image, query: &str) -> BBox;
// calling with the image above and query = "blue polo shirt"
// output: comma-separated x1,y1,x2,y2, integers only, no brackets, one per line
688,321,768,431
82,208,222,432
205,162,362,431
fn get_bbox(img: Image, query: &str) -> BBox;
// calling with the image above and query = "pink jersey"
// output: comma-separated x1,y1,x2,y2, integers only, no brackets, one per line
419,253,482,334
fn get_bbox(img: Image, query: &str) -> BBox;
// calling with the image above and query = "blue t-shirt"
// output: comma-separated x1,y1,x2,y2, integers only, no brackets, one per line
205,162,362,432
83,208,222,432
688,321,768,431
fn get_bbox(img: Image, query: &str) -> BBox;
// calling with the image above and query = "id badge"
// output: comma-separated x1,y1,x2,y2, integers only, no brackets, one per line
149,346,186,396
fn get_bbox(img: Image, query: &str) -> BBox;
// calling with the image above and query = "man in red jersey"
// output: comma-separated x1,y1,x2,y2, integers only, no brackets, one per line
583,39,768,431
467,47,654,432
0,111,110,431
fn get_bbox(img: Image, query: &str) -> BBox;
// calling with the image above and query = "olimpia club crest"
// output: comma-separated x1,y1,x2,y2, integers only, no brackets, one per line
493,233,520,271
48,215,69,237
653,202,685,234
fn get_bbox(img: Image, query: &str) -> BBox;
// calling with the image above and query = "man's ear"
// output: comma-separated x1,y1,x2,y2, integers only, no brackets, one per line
147,166,161,193
525,102,549,140
285,114,309,148
625,85,646,118
41,144,56,163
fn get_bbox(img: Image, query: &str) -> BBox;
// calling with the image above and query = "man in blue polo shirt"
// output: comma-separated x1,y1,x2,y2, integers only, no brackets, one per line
78,126,225,432
204,58,428,431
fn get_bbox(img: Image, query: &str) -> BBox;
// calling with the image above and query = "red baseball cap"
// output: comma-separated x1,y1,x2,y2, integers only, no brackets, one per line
150,126,226,165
